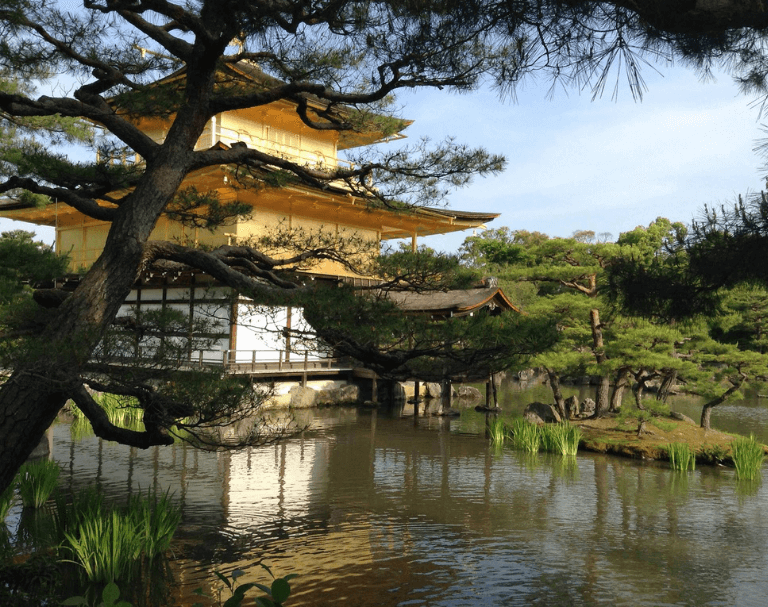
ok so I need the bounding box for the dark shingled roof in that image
[388,287,520,318]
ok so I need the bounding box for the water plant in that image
[0,481,14,520]
[540,422,582,456]
[17,459,60,509]
[63,581,132,607]
[511,419,540,453]
[666,443,696,472]
[487,418,508,445]
[58,488,181,587]
[731,435,765,481]
[193,565,297,607]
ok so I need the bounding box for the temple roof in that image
[387,287,520,318]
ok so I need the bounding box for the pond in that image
[7,380,768,606]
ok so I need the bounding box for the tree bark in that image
[610,367,630,412]
[0,54,218,493]
[589,308,610,418]
[701,378,744,430]
[546,367,567,420]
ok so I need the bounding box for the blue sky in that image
[1,60,764,254]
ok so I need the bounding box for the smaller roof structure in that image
[388,287,520,319]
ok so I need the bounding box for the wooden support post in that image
[302,352,308,388]
[413,381,420,416]
[278,350,283,371]
[199,351,204,368]
[371,374,378,404]
[441,377,451,412]
[486,377,492,408]
[251,350,256,373]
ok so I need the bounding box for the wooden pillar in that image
[371,374,378,403]
[485,376,492,408]
[441,377,451,412]
[413,381,420,416]
[411,233,418,253]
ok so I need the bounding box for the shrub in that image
[731,435,765,481]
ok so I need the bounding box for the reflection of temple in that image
[0,62,499,368]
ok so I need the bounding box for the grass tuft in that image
[731,435,765,481]
[666,442,696,472]
[511,418,540,453]
[0,482,15,521]
[17,460,60,509]
[57,487,181,585]
[487,418,508,445]
[541,422,582,456]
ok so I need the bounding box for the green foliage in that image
[17,459,60,509]
[57,488,181,586]
[0,481,14,520]
[540,422,582,456]
[165,187,252,231]
[487,418,508,444]
[193,564,297,607]
[699,444,728,465]
[511,418,540,453]
[0,230,68,306]
[62,581,132,607]
[667,443,696,471]
[731,435,765,481]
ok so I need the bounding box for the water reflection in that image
[37,395,768,607]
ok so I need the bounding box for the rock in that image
[564,395,580,419]
[670,411,697,426]
[524,401,561,424]
[424,382,442,398]
[523,411,545,425]
[289,386,318,408]
[456,386,482,400]
[581,398,596,416]
[437,408,461,417]
[316,384,360,405]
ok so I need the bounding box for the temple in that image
[0,62,501,370]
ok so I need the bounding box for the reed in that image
[17,459,60,509]
[59,488,181,585]
[487,418,508,445]
[0,481,14,520]
[511,418,540,453]
[540,422,582,456]
[731,435,765,481]
[666,443,696,472]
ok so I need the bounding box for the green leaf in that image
[271,578,291,603]
[222,595,243,607]
[102,582,121,605]
[253,583,272,595]
[214,570,233,590]
[61,597,89,606]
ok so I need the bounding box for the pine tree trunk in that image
[610,368,630,412]
[594,375,611,418]
[589,308,610,418]
[546,368,567,420]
